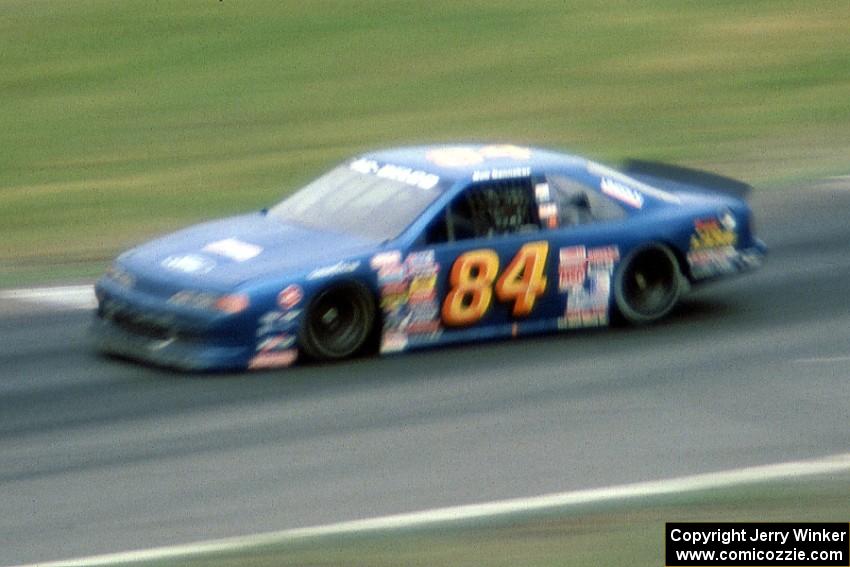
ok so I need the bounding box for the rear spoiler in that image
[622,160,752,200]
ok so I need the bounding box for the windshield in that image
[268,162,444,241]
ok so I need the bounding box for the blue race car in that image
[94,144,765,371]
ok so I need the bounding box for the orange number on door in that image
[495,241,549,316]
[442,242,549,326]
[441,250,500,326]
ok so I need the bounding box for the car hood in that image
[118,212,377,290]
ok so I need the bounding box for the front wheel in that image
[614,244,683,325]
[300,282,375,360]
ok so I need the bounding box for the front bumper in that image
[93,279,253,372]
[92,315,251,371]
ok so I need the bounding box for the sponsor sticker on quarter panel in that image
[690,217,737,250]
[558,246,587,291]
[686,211,745,279]
[558,245,619,328]
[687,247,738,278]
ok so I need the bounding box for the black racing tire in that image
[614,244,682,325]
[300,282,375,361]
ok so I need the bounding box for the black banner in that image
[666,523,849,566]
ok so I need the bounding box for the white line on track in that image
[17,452,850,567]
[0,285,96,310]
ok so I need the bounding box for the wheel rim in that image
[306,286,370,358]
[621,247,679,319]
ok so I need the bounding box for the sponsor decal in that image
[375,250,442,345]
[307,260,360,280]
[687,245,761,279]
[248,349,298,370]
[406,319,441,334]
[405,249,436,268]
[426,145,532,168]
[377,264,406,283]
[380,293,407,311]
[472,166,531,182]
[408,302,439,321]
[408,290,437,304]
[719,209,737,231]
[380,331,408,354]
[370,251,402,270]
[687,247,737,278]
[202,238,262,262]
[690,217,737,250]
[380,281,408,296]
[587,161,681,204]
[257,333,296,352]
[558,245,619,328]
[586,246,619,263]
[277,284,303,310]
[538,202,559,229]
[409,274,437,297]
[350,158,439,190]
[382,309,410,329]
[559,245,588,290]
[600,177,644,209]
[405,250,438,274]
[161,254,216,274]
[257,310,302,336]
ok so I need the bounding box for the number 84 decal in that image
[441,241,549,326]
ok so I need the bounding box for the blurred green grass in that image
[2,1,850,284]
[73,472,850,567]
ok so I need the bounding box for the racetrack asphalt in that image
[1,181,849,565]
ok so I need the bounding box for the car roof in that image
[361,144,587,185]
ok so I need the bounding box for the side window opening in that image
[546,174,627,227]
[425,178,539,244]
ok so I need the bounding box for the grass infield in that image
[2,1,850,284]
[45,472,850,567]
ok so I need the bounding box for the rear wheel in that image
[614,244,682,324]
[300,282,375,360]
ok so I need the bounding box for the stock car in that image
[93,144,766,371]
